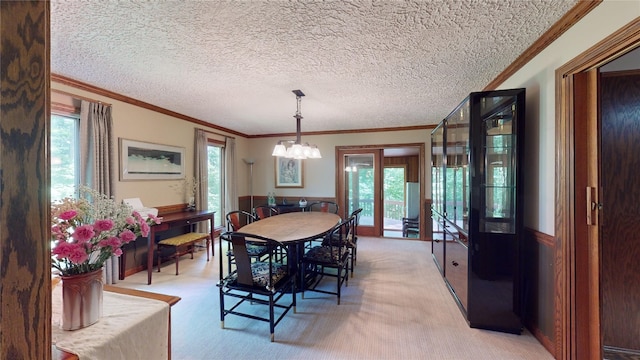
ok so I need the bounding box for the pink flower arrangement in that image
[51,186,162,276]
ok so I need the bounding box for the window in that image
[207,143,223,227]
[51,114,80,202]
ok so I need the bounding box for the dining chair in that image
[217,232,296,342]
[322,208,362,277]
[305,201,339,214]
[300,216,351,304]
[345,208,363,276]
[225,211,268,270]
[254,205,279,220]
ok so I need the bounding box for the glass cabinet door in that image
[446,102,470,233]
[480,97,518,234]
[431,123,445,217]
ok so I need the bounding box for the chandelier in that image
[271,90,322,159]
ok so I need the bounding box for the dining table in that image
[224,211,341,289]
[239,211,341,243]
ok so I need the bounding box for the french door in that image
[336,149,382,237]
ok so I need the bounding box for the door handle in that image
[586,187,601,225]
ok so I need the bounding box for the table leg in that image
[147,231,154,285]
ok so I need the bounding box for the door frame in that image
[336,143,426,238]
[556,18,640,360]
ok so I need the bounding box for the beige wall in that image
[498,0,640,235]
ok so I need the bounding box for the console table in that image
[119,210,215,284]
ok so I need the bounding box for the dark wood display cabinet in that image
[431,88,525,334]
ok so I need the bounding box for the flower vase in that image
[60,268,104,330]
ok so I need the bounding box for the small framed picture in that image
[275,157,303,188]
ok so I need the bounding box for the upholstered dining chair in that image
[300,216,352,304]
[225,211,268,270]
[305,201,339,214]
[217,232,296,342]
[254,205,279,220]
[322,208,362,277]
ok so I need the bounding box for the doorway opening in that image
[337,144,425,239]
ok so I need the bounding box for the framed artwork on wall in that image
[119,138,185,180]
[275,157,303,188]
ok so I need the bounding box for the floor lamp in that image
[243,158,255,212]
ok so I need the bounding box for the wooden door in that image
[599,70,640,357]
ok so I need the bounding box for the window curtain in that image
[224,137,238,217]
[194,129,209,233]
[79,100,118,284]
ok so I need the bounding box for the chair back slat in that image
[229,233,255,285]
[225,210,257,231]
[254,206,279,220]
[307,201,339,214]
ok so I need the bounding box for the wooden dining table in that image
[239,211,341,243]
[224,211,342,289]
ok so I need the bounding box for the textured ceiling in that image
[51,0,578,136]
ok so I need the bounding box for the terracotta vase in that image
[60,268,103,330]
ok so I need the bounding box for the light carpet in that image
[115,237,553,360]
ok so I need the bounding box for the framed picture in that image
[119,138,185,180]
[275,157,303,188]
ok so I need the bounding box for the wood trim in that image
[51,88,111,106]
[51,74,247,138]
[51,102,79,116]
[102,285,181,306]
[525,226,555,248]
[556,16,640,360]
[557,19,640,76]
[533,326,557,360]
[250,124,435,139]
[484,1,602,90]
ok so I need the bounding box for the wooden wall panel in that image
[524,227,557,359]
[384,155,419,182]
[0,2,51,359]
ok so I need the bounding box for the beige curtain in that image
[224,137,238,217]
[79,101,114,195]
[194,129,209,232]
[79,100,118,284]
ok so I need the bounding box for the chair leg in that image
[219,286,225,329]
[269,293,275,342]
[350,249,354,277]
[337,269,341,305]
[175,250,179,275]
[206,236,211,261]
